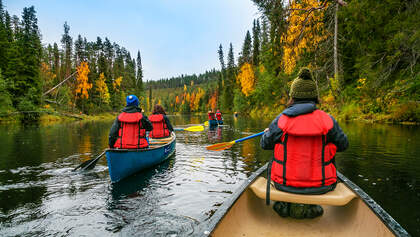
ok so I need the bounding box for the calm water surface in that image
[0,115,419,236]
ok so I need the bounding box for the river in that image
[0,115,418,236]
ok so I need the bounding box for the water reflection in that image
[207,126,222,142]
[0,116,418,235]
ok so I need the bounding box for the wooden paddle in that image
[73,149,107,171]
[174,125,204,132]
[206,131,265,151]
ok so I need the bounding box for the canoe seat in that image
[250,177,357,206]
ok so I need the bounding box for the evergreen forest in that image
[0,0,419,123]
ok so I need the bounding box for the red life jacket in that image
[149,114,170,138]
[208,112,215,120]
[271,110,337,188]
[215,112,222,120]
[113,112,148,149]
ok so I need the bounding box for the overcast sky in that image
[6,0,260,81]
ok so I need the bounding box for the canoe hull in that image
[199,164,409,237]
[106,133,176,183]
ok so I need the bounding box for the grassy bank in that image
[0,111,118,125]
[246,99,420,125]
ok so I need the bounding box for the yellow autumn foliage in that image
[113,76,123,91]
[189,87,205,111]
[40,62,56,84]
[282,0,328,74]
[75,62,92,99]
[96,73,110,104]
[237,63,256,96]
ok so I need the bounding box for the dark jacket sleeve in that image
[260,114,284,150]
[326,115,349,152]
[141,115,153,131]
[108,116,120,148]
[163,115,174,132]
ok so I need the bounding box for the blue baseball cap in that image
[126,95,139,107]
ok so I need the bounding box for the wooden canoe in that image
[199,163,410,237]
[105,132,176,183]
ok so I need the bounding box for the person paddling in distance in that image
[149,104,173,138]
[260,67,349,219]
[208,110,218,127]
[109,95,153,149]
[215,109,223,125]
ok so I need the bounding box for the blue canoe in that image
[106,132,176,183]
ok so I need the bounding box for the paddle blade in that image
[73,150,107,171]
[184,125,204,132]
[206,141,235,151]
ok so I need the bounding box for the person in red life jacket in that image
[260,67,349,219]
[149,104,173,138]
[108,95,153,149]
[208,110,218,127]
[215,109,223,125]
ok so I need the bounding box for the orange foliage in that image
[40,62,56,86]
[208,91,217,110]
[189,87,205,111]
[75,62,92,99]
[236,63,256,96]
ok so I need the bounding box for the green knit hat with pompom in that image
[289,67,318,99]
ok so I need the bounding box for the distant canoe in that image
[106,132,176,183]
[199,163,409,237]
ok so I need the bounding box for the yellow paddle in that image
[204,121,209,126]
[206,131,265,151]
[175,125,204,132]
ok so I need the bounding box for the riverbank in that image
[247,100,420,125]
[0,111,118,125]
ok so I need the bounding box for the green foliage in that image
[391,101,420,123]
[0,69,13,113]
[233,88,248,113]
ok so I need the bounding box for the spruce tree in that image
[217,44,225,107]
[136,51,144,96]
[74,34,84,66]
[60,22,72,79]
[0,0,9,72]
[223,43,235,111]
[52,42,60,83]
[13,6,42,118]
[252,19,261,67]
[239,31,252,66]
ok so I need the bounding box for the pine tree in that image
[239,31,252,66]
[60,22,72,79]
[217,44,225,107]
[52,42,60,83]
[252,19,261,66]
[223,43,235,111]
[218,44,225,71]
[0,0,8,72]
[136,50,144,96]
[74,34,85,66]
[14,6,42,118]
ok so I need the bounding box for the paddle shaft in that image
[73,149,107,171]
[234,131,264,144]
